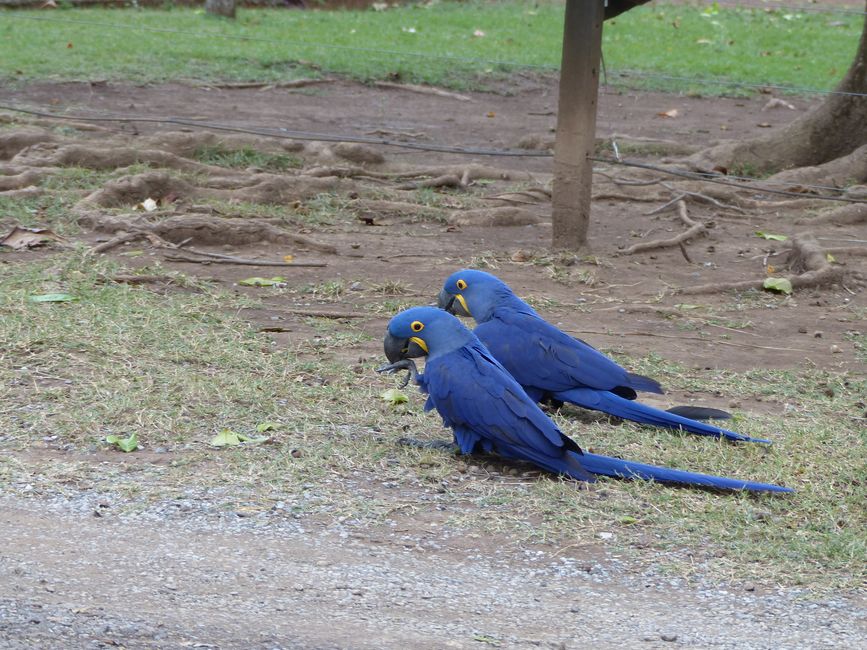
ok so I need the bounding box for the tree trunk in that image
[205,0,236,19]
[691,1,867,177]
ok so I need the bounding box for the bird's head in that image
[383,306,474,362]
[438,269,515,323]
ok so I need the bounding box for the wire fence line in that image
[698,1,867,17]
[3,10,867,99]
[2,102,864,205]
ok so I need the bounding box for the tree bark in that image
[691,1,867,177]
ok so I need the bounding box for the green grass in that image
[0,251,864,590]
[0,2,861,93]
[193,144,303,171]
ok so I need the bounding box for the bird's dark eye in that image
[410,320,424,332]
[456,279,467,290]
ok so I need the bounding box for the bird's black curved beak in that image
[437,288,471,317]
[383,332,427,363]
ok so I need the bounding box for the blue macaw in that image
[377,306,791,492]
[437,269,770,444]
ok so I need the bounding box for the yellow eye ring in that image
[410,320,424,332]
[456,279,467,290]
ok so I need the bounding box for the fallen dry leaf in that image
[658,109,679,119]
[0,226,66,250]
[762,98,796,111]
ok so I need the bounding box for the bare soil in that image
[1,78,865,648]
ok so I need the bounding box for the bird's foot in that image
[397,437,458,452]
[375,358,420,388]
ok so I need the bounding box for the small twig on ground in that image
[660,182,747,214]
[364,129,427,139]
[594,171,661,187]
[285,308,366,319]
[678,241,693,264]
[620,200,706,256]
[645,194,686,216]
[106,274,175,285]
[207,78,336,90]
[88,230,176,255]
[372,82,472,102]
[164,253,326,267]
[677,233,845,295]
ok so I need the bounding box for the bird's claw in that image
[375,358,420,388]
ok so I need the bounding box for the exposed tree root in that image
[0,170,43,191]
[448,207,542,227]
[79,212,337,253]
[11,143,231,176]
[348,199,447,221]
[76,171,350,209]
[677,233,847,295]
[484,187,552,206]
[765,144,867,189]
[411,164,536,183]
[796,203,867,226]
[88,230,176,255]
[0,129,56,160]
[397,174,466,191]
[619,200,706,255]
[0,186,43,199]
[516,133,698,156]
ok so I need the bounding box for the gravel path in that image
[1,496,863,649]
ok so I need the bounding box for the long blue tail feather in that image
[576,451,793,493]
[556,388,771,444]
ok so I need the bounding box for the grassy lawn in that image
[0,2,861,92]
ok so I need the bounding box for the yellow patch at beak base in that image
[456,294,471,316]
[409,336,429,353]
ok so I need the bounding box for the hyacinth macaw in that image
[437,269,771,444]
[377,306,790,492]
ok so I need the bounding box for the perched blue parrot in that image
[437,270,770,444]
[377,306,791,492]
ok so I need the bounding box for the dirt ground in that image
[6,77,862,374]
[1,77,865,648]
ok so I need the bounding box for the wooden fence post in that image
[551,0,605,250]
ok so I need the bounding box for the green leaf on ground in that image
[211,429,270,447]
[381,388,408,405]
[238,276,286,287]
[105,433,138,452]
[256,421,278,432]
[211,429,243,447]
[755,231,788,241]
[763,277,793,294]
